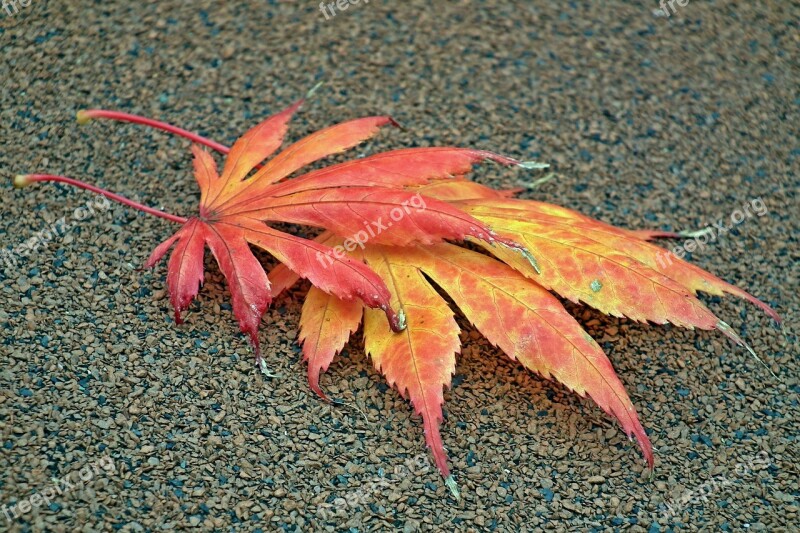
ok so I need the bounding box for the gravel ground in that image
[1,1,797,531]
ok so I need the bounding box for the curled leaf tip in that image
[445,475,460,500]
[510,244,541,274]
[13,174,33,188]
[382,305,407,332]
[258,357,279,378]
[518,160,550,170]
[76,110,93,125]
[395,308,407,331]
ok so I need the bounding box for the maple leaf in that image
[430,190,778,371]
[17,94,533,373]
[13,92,780,499]
[282,241,655,497]
[265,200,779,496]
[137,109,414,372]
[264,192,780,498]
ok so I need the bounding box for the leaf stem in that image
[14,174,188,225]
[77,109,231,155]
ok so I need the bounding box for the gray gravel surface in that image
[1,1,797,531]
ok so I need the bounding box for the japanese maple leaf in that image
[15,94,533,373]
[13,94,780,498]
[275,239,655,498]
[268,181,779,496]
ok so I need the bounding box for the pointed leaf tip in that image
[13,174,33,188]
[518,160,550,170]
[523,172,557,190]
[717,320,779,380]
[306,81,325,99]
[386,306,407,332]
[677,227,715,239]
[445,475,460,500]
[387,117,405,131]
[258,357,279,378]
[500,242,540,274]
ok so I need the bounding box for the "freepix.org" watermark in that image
[655,198,767,269]
[1,194,111,271]
[663,451,771,518]
[317,454,429,517]
[319,0,369,20]
[2,455,116,523]
[654,0,692,18]
[315,192,427,268]
[1,0,33,18]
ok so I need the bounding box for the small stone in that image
[221,45,236,59]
